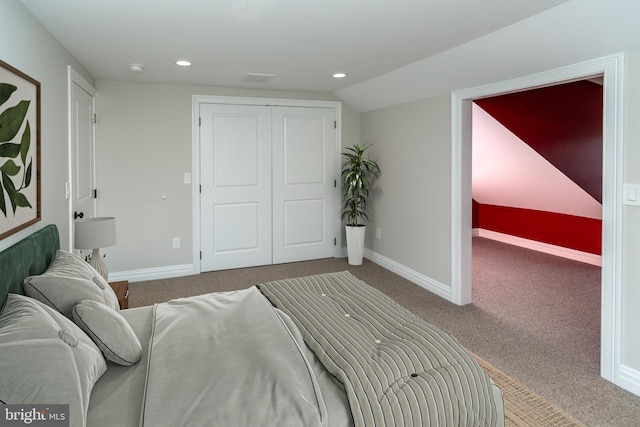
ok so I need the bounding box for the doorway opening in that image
[67,66,97,251]
[470,78,604,376]
[451,54,624,385]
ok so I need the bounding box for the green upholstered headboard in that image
[0,224,60,307]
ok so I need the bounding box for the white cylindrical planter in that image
[346,225,366,265]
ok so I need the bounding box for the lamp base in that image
[88,248,109,281]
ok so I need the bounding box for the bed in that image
[0,225,504,426]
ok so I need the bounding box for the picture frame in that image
[0,60,41,240]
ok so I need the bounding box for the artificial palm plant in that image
[341,144,381,226]
[341,144,380,265]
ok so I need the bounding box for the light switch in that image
[184,173,191,184]
[623,184,640,206]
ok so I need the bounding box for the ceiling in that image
[19,0,567,94]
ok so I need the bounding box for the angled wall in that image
[472,81,603,255]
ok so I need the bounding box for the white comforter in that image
[139,287,332,427]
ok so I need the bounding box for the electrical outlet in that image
[375,228,382,239]
[172,237,180,249]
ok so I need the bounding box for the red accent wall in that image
[473,80,603,255]
[472,199,479,228]
[477,204,601,255]
[475,80,603,203]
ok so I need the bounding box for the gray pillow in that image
[73,300,142,366]
[24,250,119,318]
[0,294,107,427]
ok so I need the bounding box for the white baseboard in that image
[619,364,640,397]
[474,228,602,266]
[363,248,452,301]
[109,264,197,283]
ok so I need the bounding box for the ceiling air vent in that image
[243,73,276,83]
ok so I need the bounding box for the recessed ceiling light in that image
[176,60,191,67]
[129,63,144,72]
[333,73,348,79]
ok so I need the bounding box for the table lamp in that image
[74,217,116,280]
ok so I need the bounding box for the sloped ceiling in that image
[337,0,640,111]
[475,80,603,203]
[472,103,602,220]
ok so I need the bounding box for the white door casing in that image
[68,67,96,249]
[272,106,336,264]
[200,103,272,271]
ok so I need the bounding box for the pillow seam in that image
[23,281,65,314]
[72,307,137,365]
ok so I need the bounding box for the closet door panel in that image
[200,104,272,271]
[272,107,336,264]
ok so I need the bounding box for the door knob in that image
[74,211,84,219]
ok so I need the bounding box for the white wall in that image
[361,95,452,285]
[95,80,359,275]
[0,0,92,252]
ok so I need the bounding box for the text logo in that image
[0,405,68,427]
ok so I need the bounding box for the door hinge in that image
[200,251,202,260]
[199,117,202,127]
[334,179,337,188]
[93,189,97,199]
[92,114,96,124]
[334,238,337,246]
[199,184,202,193]
[334,120,337,129]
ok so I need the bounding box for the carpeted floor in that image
[468,238,640,426]
[129,238,640,426]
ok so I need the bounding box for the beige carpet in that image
[471,352,586,426]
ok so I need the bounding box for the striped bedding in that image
[258,271,499,427]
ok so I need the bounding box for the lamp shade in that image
[74,217,117,250]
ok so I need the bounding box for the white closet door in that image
[272,107,336,264]
[200,104,272,271]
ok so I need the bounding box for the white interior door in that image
[272,107,336,263]
[200,104,272,271]
[70,78,96,227]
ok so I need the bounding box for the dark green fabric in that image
[0,224,60,308]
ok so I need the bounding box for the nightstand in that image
[109,280,129,309]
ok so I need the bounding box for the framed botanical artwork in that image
[0,60,41,240]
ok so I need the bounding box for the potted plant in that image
[341,143,381,265]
